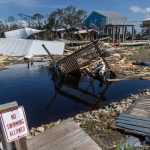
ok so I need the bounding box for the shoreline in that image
[26,89,150,149]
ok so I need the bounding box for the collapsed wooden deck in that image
[26,119,102,150]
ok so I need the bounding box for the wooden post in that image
[124,26,127,42]
[142,27,144,38]
[0,121,15,150]
[15,138,28,150]
[131,25,134,43]
[27,61,30,68]
[0,102,18,150]
[112,26,115,43]
[148,27,150,48]
[115,26,118,43]
[106,26,108,37]
[42,44,57,64]
[118,27,120,43]
[122,26,125,43]
[0,102,28,150]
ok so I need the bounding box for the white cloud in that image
[146,7,150,13]
[130,5,150,18]
[130,5,150,14]
[130,6,143,13]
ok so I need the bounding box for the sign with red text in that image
[1,106,29,142]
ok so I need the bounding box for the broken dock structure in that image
[26,119,102,150]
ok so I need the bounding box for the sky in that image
[0,0,150,27]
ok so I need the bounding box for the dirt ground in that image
[80,114,126,150]
[132,47,150,62]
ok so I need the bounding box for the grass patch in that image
[81,113,114,137]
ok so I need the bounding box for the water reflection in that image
[0,63,150,128]
[48,67,113,109]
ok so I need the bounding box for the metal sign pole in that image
[0,101,28,150]
[0,120,15,150]
[0,102,18,150]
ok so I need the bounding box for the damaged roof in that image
[0,38,65,56]
[95,10,127,19]
[4,27,46,39]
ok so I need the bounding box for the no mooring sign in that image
[0,106,29,142]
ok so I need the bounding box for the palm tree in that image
[18,13,23,27]
[8,16,15,24]
[22,15,32,28]
[32,13,44,28]
[8,16,17,30]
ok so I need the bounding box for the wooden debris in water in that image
[0,55,9,68]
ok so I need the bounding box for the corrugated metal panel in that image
[0,38,32,56]
[116,114,150,135]
[0,38,65,56]
[28,40,65,56]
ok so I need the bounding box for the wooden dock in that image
[26,119,102,150]
[126,95,150,117]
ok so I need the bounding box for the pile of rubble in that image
[0,55,26,69]
[0,55,8,68]
[106,47,150,80]
[80,44,150,80]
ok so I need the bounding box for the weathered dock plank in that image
[127,96,150,117]
[26,119,101,150]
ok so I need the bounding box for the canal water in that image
[0,63,150,128]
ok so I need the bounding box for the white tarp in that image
[4,28,45,39]
[0,38,65,56]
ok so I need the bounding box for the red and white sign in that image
[1,106,29,142]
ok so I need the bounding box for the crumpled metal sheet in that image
[4,27,45,39]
